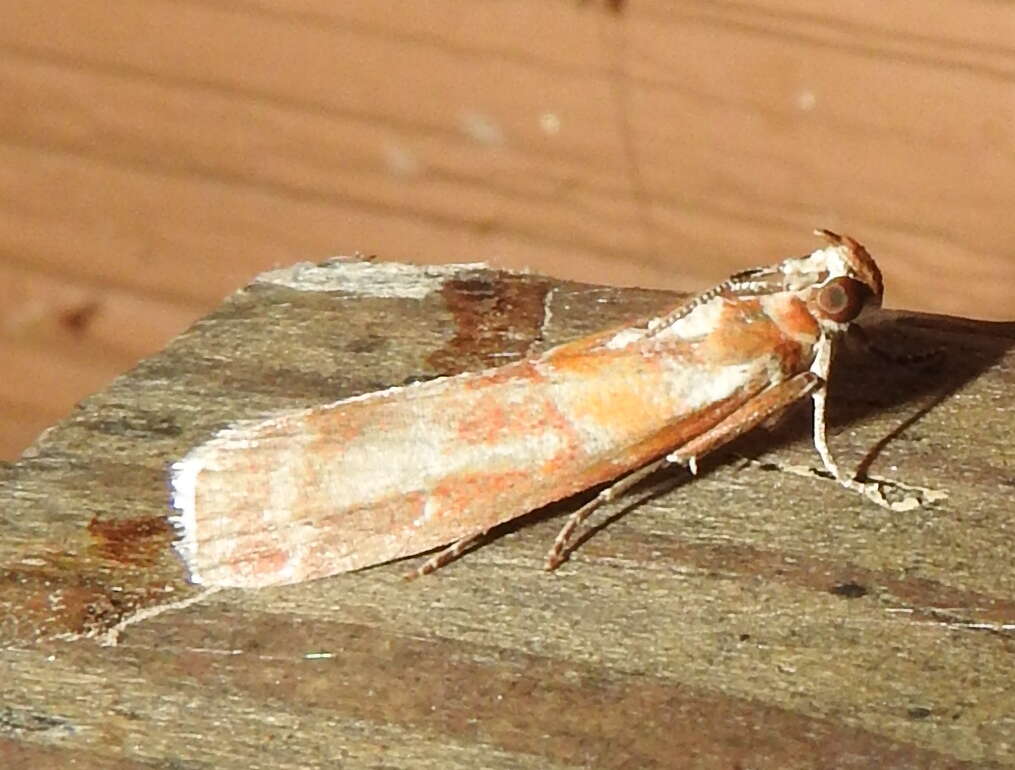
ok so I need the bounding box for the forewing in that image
[172,315,776,587]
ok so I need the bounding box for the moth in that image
[170,230,915,588]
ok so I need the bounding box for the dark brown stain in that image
[87,515,174,568]
[0,562,180,644]
[426,274,554,374]
[589,534,1015,637]
[128,610,989,770]
[830,581,869,599]
[58,300,101,333]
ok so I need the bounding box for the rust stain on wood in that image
[427,274,554,374]
[87,514,173,568]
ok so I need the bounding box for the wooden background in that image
[3,0,1014,459]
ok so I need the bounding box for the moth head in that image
[780,230,883,327]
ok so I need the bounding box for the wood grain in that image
[2,0,1013,462]
[1,259,1013,768]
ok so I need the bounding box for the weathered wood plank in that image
[2,259,1012,768]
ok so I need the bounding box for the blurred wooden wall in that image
[3,0,1013,459]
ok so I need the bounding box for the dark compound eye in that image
[816,277,869,322]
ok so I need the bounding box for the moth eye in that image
[817,277,868,322]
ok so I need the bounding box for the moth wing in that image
[171,339,767,587]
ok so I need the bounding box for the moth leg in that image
[545,456,672,571]
[808,333,934,511]
[408,529,489,579]
[809,374,918,510]
[545,371,822,570]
